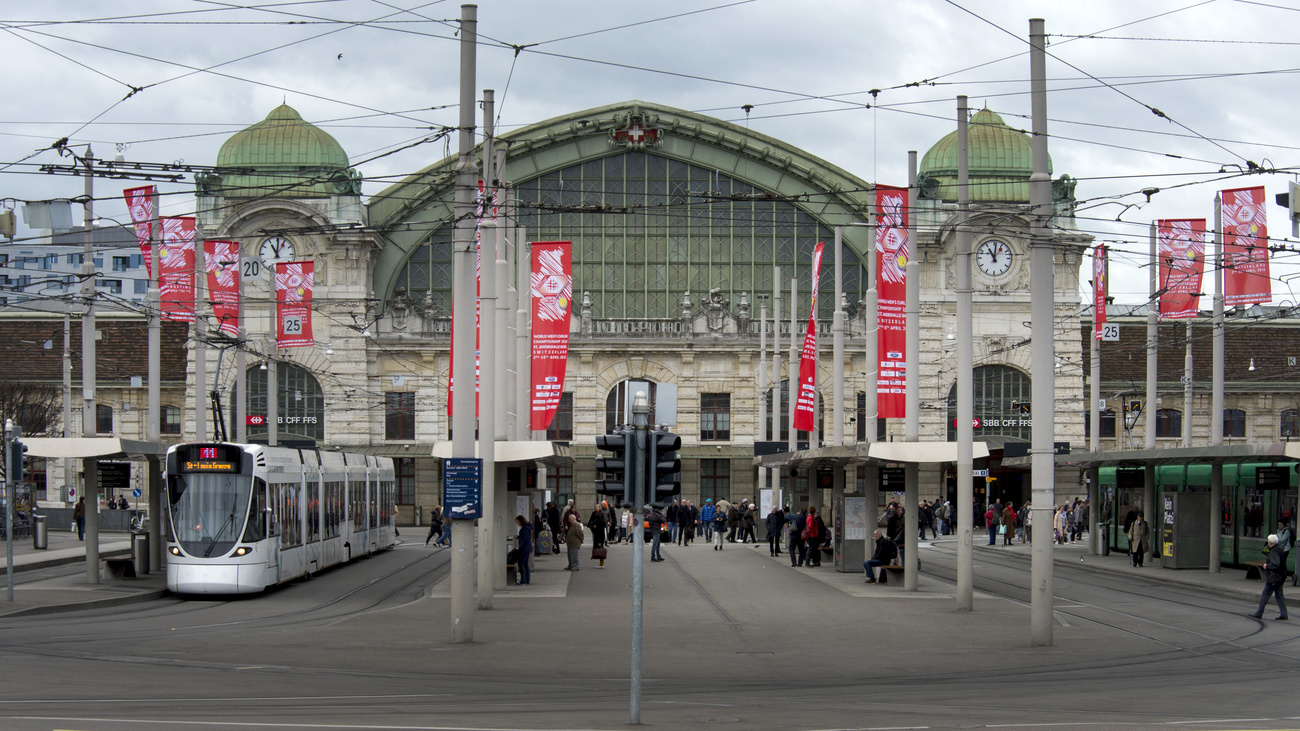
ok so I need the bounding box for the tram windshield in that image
[168,472,252,557]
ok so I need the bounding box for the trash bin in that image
[132,533,150,575]
[415,506,422,527]
[32,514,47,550]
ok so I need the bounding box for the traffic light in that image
[8,439,26,483]
[595,430,633,504]
[649,429,681,504]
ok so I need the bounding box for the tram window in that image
[242,478,267,543]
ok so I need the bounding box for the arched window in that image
[1224,408,1246,439]
[946,365,1031,441]
[1282,409,1300,440]
[236,363,325,443]
[606,381,657,433]
[1155,409,1182,439]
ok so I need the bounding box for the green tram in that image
[1098,463,1298,571]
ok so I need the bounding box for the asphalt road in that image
[0,538,1297,731]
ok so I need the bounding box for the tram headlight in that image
[169,546,181,556]
[234,546,249,556]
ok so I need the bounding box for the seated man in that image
[863,529,899,584]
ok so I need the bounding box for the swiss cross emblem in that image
[610,109,661,149]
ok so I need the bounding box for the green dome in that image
[917,109,1050,203]
[203,104,358,199]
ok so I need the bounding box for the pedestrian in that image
[803,506,822,567]
[645,505,666,561]
[678,500,695,546]
[1001,501,1016,546]
[722,496,743,538]
[1276,518,1295,586]
[765,504,785,556]
[1054,505,1068,545]
[515,515,533,585]
[712,504,727,550]
[863,529,899,583]
[1023,501,1033,544]
[587,504,608,568]
[425,505,444,546]
[1250,534,1289,620]
[620,506,633,543]
[787,508,806,567]
[742,503,758,544]
[665,499,679,543]
[1127,510,1150,567]
[984,504,998,546]
[699,499,716,542]
[545,501,562,554]
[564,513,584,571]
[73,497,86,541]
[918,500,931,541]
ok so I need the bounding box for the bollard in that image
[32,514,47,549]
[132,533,150,575]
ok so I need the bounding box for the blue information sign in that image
[443,457,483,519]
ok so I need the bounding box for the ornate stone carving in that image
[704,288,730,332]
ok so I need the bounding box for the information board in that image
[443,458,483,519]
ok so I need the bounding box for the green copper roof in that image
[204,104,356,199]
[917,109,1050,203]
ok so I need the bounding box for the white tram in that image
[164,442,396,595]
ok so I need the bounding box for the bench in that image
[877,563,905,584]
[1245,560,1266,580]
[103,557,136,579]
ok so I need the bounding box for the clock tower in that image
[193,104,375,448]
[909,108,1092,503]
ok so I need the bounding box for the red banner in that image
[529,241,572,431]
[1093,245,1107,340]
[159,217,195,322]
[875,185,908,419]
[123,185,155,276]
[793,241,825,432]
[1157,219,1206,319]
[1222,186,1271,307]
[204,240,241,336]
[275,261,314,348]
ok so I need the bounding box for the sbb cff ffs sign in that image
[247,415,266,426]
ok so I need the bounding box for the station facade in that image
[177,100,1090,520]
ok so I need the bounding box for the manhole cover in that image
[686,717,740,724]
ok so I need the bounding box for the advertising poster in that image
[1221,186,1271,306]
[275,261,314,348]
[159,216,196,322]
[1156,219,1206,319]
[792,240,824,432]
[529,241,572,431]
[875,185,908,418]
[203,240,241,336]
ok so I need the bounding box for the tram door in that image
[266,481,280,583]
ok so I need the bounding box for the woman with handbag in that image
[587,503,608,568]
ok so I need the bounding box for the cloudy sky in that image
[4,0,1299,306]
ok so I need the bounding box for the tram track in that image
[917,540,1300,667]
[0,544,452,654]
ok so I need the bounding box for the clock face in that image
[975,239,1013,277]
[259,236,295,271]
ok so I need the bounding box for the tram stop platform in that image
[0,526,1277,619]
[0,527,168,618]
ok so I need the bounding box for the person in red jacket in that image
[803,506,822,567]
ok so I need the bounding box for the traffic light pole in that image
[629,392,649,724]
[5,421,20,602]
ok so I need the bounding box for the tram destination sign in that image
[1256,466,1290,490]
[443,457,483,519]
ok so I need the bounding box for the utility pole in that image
[1209,195,1224,573]
[449,2,478,643]
[1028,17,1057,647]
[629,392,648,724]
[905,149,921,592]
[955,97,974,611]
[1144,222,1157,566]
[80,147,100,585]
[478,89,497,609]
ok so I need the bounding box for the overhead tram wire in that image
[943,0,1256,168]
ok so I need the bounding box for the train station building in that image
[9,100,1299,547]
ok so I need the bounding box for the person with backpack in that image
[787,508,806,567]
[803,506,822,567]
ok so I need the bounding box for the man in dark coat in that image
[1250,534,1290,620]
[863,529,899,583]
[765,505,785,556]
